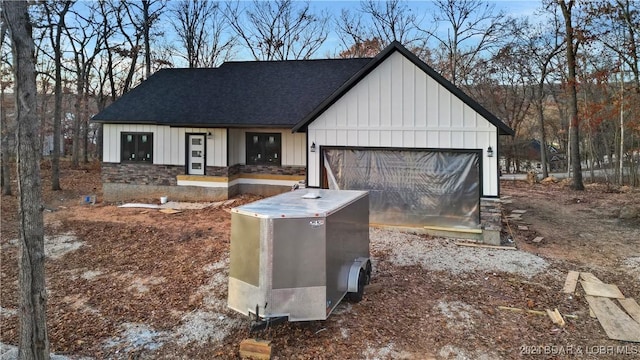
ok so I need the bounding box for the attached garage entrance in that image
[322,148,481,229]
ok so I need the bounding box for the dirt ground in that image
[1,161,639,359]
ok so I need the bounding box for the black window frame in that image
[246,132,281,166]
[121,132,153,163]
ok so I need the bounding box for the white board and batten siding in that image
[102,124,227,167]
[307,51,500,196]
[228,128,306,166]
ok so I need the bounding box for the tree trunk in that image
[3,2,50,359]
[71,75,82,168]
[1,76,12,196]
[536,84,549,179]
[143,0,151,79]
[48,1,71,190]
[82,90,89,163]
[559,0,584,190]
[1,20,11,195]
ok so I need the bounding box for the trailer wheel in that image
[348,269,366,302]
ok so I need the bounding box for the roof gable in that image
[292,41,514,135]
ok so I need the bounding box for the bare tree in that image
[42,0,72,187]
[336,0,424,58]
[519,9,565,178]
[360,0,421,45]
[1,19,13,195]
[422,0,509,87]
[122,0,166,78]
[226,0,329,60]
[558,0,584,190]
[586,0,639,94]
[473,19,534,173]
[171,0,235,67]
[2,1,49,358]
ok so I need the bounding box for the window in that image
[246,133,281,166]
[121,132,153,162]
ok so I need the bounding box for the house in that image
[92,41,514,243]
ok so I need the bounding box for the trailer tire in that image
[348,269,366,302]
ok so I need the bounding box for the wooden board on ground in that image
[497,306,578,319]
[618,298,640,324]
[454,242,517,250]
[585,296,640,342]
[159,208,181,214]
[580,281,625,299]
[562,271,580,294]
[239,339,272,360]
[518,225,529,231]
[512,209,527,214]
[546,308,566,326]
[532,236,544,243]
[580,272,603,283]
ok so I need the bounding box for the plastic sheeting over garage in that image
[323,148,480,229]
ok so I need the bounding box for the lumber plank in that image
[454,242,517,250]
[618,298,640,324]
[159,208,181,214]
[498,306,546,316]
[562,271,580,294]
[239,339,272,360]
[497,306,577,319]
[546,308,566,326]
[580,272,603,283]
[585,296,640,342]
[580,281,625,299]
[532,236,544,243]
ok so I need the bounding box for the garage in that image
[322,147,480,229]
[293,42,513,232]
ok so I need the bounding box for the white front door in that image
[188,134,205,175]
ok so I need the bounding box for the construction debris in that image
[497,306,577,320]
[579,272,604,283]
[580,281,625,299]
[239,339,272,360]
[618,298,640,324]
[159,209,181,214]
[561,271,640,342]
[546,308,566,327]
[562,271,580,294]
[532,236,544,243]
[585,296,640,343]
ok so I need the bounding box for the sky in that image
[42,0,547,68]
[159,0,546,63]
[293,1,543,58]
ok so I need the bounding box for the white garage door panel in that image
[324,148,480,229]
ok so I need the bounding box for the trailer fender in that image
[347,258,370,293]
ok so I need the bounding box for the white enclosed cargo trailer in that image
[227,189,370,325]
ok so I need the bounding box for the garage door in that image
[323,148,480,229]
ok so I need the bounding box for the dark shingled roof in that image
[91,58,371,127]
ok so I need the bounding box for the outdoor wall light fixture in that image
[310,142,316,152]
[487,146,494,157]
[207,132,212,139]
